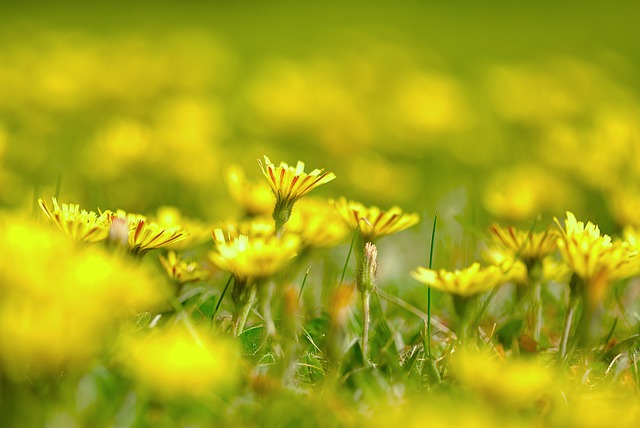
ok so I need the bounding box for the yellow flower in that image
[331,197,419,242]
[107,210,190,255]
[287,197,348,249]
[226,164,275,217]
[153,206,210,250]
[623,225,640,252]
[217,216,276,240]
[38,197,110,242]
[258,155,335,233]
[0,215,162,378]
[449,347,555,409]
[483,247,570,286]
[555,212,638,285]
[120,324,240,399]
[489,224,558,266]
[159,251,210,285]
[258,155,335,203]
[411,263,506,297]
[209,228,300,281]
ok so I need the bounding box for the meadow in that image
[1,2,640,427]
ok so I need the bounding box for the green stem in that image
[273,198,293,237]
[560,298,579,362]
[260,281,277,338]
[232,282,257,337]
[533,281,542,342]
[427,213,438,359]
[211,274,233,321]
[362,289,371,364]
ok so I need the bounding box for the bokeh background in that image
[2,0,640,236]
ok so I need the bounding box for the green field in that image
[2,2,640,427]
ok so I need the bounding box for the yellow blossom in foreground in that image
[0,215,162,378]
[226,164,275,217]
[159,251,210,285]
[38,197,110,242]
[489,224,558,266]
[331,197,419,242]
[107,210,189,255]
[448,347,555,409]
[258,155,336,205]
[120,324,240,399]
[411,263,506,297]
[555,212,638,285]
[210,228,300,281]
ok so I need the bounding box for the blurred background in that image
[2,0,640,233]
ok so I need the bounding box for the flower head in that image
[119,324,240,399]
[107,210,189,256]
[555,212,638,286]
[489,224,558,266]
[331,197,419,242]
[0,214,162,378]
[411,263,506,297]
[226,165,275,217]
[210,228,300,281]
[286,197,348,249]
[38,197,110,242]
[159,251,210,285]
[258,155,335,204]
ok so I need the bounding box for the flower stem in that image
[560,297,579,362]
[362,289,371,364]
[232,282,257,337]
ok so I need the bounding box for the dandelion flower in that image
[159,251,210,285]
[0,215,161,378]
[555,212,638,286]
[209,228,300,281]
[331,197,419,242]
[107,210,189,256]
[287,197,348,249]
[258,155,335,232]
[226,164,275,217]
[120,324,240,399]
[489,224,558,267]
[38,197,110,242]
[411,263,506,297]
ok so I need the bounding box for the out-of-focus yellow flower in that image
[484,247,570,286]
[555,212,638,288]
[119,324,240,399]
[411,263,506,297]
[154,205,210,250]
[483,164,577,221]
[225,165,274,217]
[38,197,110,242]
[287,197,348,249]
[489,224,558,266]
[449,347,555,409]
[217,217,276,240]
[0,215,162,378]
[609,189,640,228]
[210,228,300,281]
[331,197,419,242]
[159,251,210,285]
[107,210,189,255]
[624,226,640,252]
[258,155,335,204]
